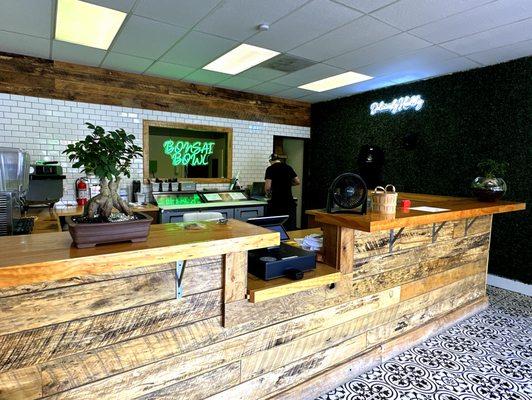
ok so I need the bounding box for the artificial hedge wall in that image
[307,56,531,284]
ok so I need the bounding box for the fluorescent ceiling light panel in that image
[55,0,126,50]
[203,44,279,75]
[299,71,373,92]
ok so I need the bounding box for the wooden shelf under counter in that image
[247,262,341,303]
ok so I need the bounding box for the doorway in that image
[273,136,306,229]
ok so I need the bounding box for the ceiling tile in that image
[333,0,397,13]
[247,0,362,52]
[271,63,345,86]
[467,39,532,65]
[144,61,195,79]
[134,0,220,28]
[411,0,532,44]
[102,52,154,73]
[195,0,308,41]
[52,40,106,66]
[372,0,493,30]
[84,0,136,12]
[111,15,187,59]
[345,78,400,94]
[183,69,231,85]
[327,33,431,69]
[441,18,532,55]
[289,16,400,62]
[386,57,481,83]
[275,87,313,99]
[218,77,262,90]
[0,31,50,59]
[237,66,288,81]
[161,31,238,68]
[297,93,332,103]
[0,0,52,38]
[247,82,291,95]
[356,46,458,76]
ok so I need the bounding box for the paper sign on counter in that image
[203,193,222,201]
[228,192,247,200]
[410,206,450,213]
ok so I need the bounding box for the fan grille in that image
[330,174,366,210]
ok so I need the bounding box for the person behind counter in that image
[264,153,300,230]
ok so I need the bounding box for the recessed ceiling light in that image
[55,0,126,50]
[203,44,279,75]
[298,71,373,92]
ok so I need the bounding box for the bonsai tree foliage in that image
[63,123,142,219]
[477,159,508,179]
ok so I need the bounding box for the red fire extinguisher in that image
[76,177,89,206]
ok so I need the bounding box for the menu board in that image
[228,192,247,200]
[203,193,223,202]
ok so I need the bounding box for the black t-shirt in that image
[265,162,297,205]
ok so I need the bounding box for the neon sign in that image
[370,95,424,115]
[163,140,215,166]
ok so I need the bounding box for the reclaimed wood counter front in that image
[0,195,525,399]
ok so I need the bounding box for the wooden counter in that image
[0,219,277,289]
[308,193,525,232]
[0,194,525,400]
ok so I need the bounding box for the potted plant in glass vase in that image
[471,159,509,202]
[63,123,152,248]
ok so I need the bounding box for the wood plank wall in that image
[0,216,491,399]
[0,52,310,126]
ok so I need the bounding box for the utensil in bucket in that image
[370,184,398,214]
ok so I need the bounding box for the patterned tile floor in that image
[316,286,532,400]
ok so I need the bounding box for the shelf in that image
[247,262,341,303]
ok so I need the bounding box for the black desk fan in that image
[326,173,368,214]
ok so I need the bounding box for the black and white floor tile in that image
[316,286,532,400]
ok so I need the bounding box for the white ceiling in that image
[0,0,531,103]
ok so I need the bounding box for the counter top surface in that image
[0,219,279,288]
[308,193,525,232]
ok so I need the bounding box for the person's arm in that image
[289,165,300,186]
[264,179,272,195]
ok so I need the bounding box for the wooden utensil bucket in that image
[370,185,397,214]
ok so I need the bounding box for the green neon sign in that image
[163,140,215,166]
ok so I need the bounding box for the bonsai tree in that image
[63,123,142,219]
[477,159,508,179]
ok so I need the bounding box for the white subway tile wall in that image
[0,93,310,202]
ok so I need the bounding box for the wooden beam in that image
[247,263,342,303]
[273,347,382,400]
[0,52,310,126]
[224,251,248,303]
[0,271,176,336]
[0,291,221,372]
[135,362,241,400]
[0,366,41,400]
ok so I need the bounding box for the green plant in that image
[63,123,142,219]
[477,159,508,178]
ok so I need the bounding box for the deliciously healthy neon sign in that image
[163,140,215,166]
[370,95,424,115]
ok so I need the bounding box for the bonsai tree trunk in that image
[109,177,132,216]
[86,178,113,219]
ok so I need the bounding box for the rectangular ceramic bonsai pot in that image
[66,212,153,248]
